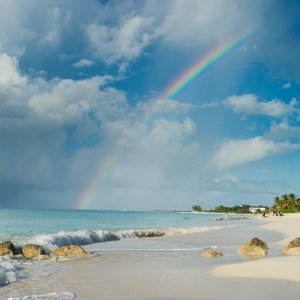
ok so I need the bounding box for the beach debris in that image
[0,241,17,256]
[134,230,165,238]
[22,244,46,259]
[52,245,87,256]
[201,250,223,257]
[283,237,300,255]
[239,237,269,257]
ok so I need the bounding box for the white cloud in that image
[227,94,298,117]
[206,176,291,194]
[0,53,32,118]
[28,76,120,124]
[0,53,27,89]
[72,58,95,68]
[86,14,156,64]
[118,62,130,76]
[137,97,196,115]
[268,121,300,140]
[156,0,267,48]
[212,136,300,170]
[0,53,204,196]
[282,82,291,89]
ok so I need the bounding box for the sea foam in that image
[0,259,18,286]
[7,291,76,300]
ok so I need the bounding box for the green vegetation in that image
[191,193,300,215]
[192,205,202,212]
[272,193,300,213]
[211,204,252,214]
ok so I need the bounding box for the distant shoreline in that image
[153,210,248,215]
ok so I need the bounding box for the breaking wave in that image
[28,225,233,250]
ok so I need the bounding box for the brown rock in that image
[135,230,165,238]
[0,241,17,256]
[22,244,46,259]
[239,237,269,257]
[37,254,51,261]
[202,250,223,257]
[283,238,300,255]
[52,245,87,256]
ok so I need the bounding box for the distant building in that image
[249,207,266,214]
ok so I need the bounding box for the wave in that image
[28,230,137,250]
[27,225,234,250]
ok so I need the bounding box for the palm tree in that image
[274,196,281,209]
[280,194,290,210]
[288,193,297,210]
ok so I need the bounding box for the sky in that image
[0,0,300,210]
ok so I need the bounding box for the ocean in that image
[0,209,233,249]
[0,208,249,292]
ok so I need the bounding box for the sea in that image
[0,208,251,298]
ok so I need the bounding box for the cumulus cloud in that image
[86,14,156,64]
[268,121,300,140]
[72,58,95,68]
[0,1,299,208]
[212,136,300,170]
[227,94,298,118]
[0,53,27,89]
[0,53,32,118]
[28,76,124,124]
[0,53,203,197]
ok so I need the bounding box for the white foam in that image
[164,225,234,236]
[0,260,18,286]
[7,291,76,300]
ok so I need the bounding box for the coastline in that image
[2,214,300,299]
[212,213,300,283]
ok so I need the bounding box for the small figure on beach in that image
[225,212,228,220]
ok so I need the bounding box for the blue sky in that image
[0,0,300,210]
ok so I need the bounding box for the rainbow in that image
[75,151,116,209]
[76,30,256,209]
[163,30,256,99]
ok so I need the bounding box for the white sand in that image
[212,213,300,283]
[3,215,300,299]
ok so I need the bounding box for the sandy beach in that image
[2,214,300,299]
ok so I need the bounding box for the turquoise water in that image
[0,209,229,249]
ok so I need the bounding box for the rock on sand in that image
[201,250,223,257]
[52,245,87,256]
[239,237,269,257]
[283,237,300,255]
